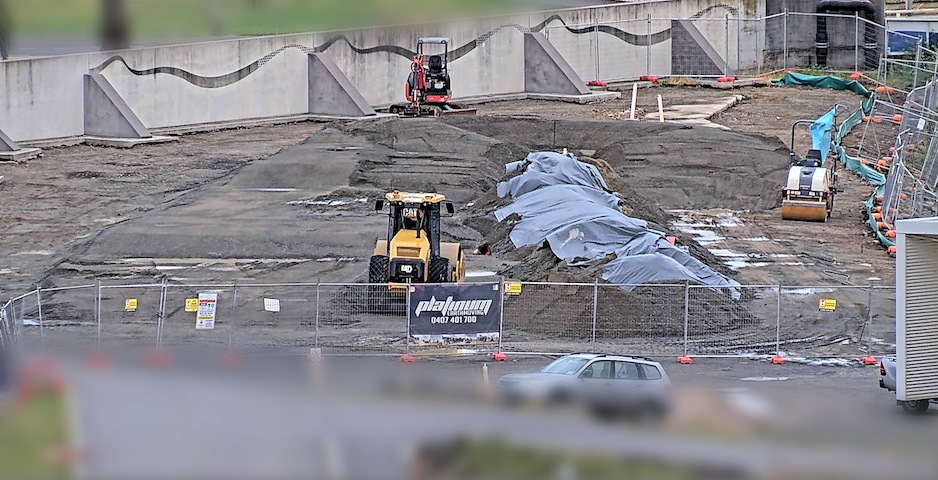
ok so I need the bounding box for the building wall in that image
[1,0,767,142]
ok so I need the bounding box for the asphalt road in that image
[60,354,938,480]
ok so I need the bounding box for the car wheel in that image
[900,399,931,415]
[545,388,572,407]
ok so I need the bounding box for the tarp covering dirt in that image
[495,152,741,297]
[811,108,836,162]
[773,72,871,96]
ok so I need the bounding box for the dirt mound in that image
[444,116,792,211]
[462,152,734,283]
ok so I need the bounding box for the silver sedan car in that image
[497,353,673,418]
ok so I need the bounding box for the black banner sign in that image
[409,283,501,336]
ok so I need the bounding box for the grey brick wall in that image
[670,21,724,76]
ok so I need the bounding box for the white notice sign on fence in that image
[196,293,218,330]
[264,298,281,312]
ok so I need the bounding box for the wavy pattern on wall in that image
[90,5,737,89]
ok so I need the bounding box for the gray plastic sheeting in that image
[497,151,609,198]
[495,152,740,298]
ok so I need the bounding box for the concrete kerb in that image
[668,86,743,128]
[83,136,178,148]
[376,91,621,110]
[0,148,43,161]
[0,128,43,161]
[82,72,152,140]
[527,91,620,104]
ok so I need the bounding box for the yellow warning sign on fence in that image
[185,298,199,312]
[124,298,138,312]
[505,282,523,295]
[818,299,837,312]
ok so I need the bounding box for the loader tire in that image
[369,255,389,283]
[428,256,451,283]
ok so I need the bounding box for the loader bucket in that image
[781,200,828,222]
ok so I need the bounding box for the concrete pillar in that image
[83,72,152,140]
[0,128,19,152]
[308,53,376,117]
[523,32,591,96]
[671,20,735,77]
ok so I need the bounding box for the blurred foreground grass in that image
[412,437,701,480]
[0,393,70,479]
[10,0,542,38]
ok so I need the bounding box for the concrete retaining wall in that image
[1,0,765,143]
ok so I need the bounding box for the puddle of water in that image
[740,237,770,242]
[466,271,498,277]
[783,287,835,295]
[11,250,55,256]
[716,217,741,227]
[675,227,724,245]
[289,198,368,207]
[672,221,711,229]
[724,260,751,269]
[315,257,357,262]
[244,188,298,192]
[155,265,189,271]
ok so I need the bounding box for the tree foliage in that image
[101,0,130,51]
[0,0,10,59]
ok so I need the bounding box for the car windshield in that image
[540,357,589,375]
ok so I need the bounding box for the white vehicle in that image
[497,353,673,418]
[886,218,938,414]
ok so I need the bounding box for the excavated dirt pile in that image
[444,116,793,211]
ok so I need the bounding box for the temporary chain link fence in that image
[544,11,922,83]
[0,281,898,360]
[851,52,938,236]
[545,11,922,83]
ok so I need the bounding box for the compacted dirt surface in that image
[0,124,325,296]
[0,84,898,356]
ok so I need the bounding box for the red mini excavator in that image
[389,37,476,117]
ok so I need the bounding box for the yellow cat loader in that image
[370,191,466,288]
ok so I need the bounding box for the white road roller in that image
[781,120,841,222]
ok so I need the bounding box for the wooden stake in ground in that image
[657,94,665,122]
[630,83,638,120]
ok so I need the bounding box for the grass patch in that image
[9,0,555,37]
[411,437,723,480]
[0,392,71,479]
[660,77,700,86]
